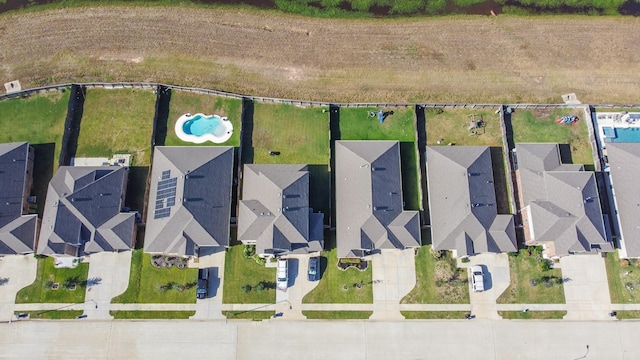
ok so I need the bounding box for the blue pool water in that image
[183,114,226,137]
[603,127,640,143]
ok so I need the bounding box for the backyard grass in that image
[401,246,470,304]
[499,311,567,320]
[250,103,329,165]
[425,109,503,147]
[401,311,469,319]
[15,310,83,320]
[614,311,640,319]
[302,244,373,304]
[15,257,89,304]
[76,88,155,166]
[496,248,566,304]
[223,311,275,321]
[110,311,195,319]
[338,107,421,211]
[303,311,372,319]
[510,108,593,166]
[111,250,198,304]
[604,251,640,304]
[164,91,241,147]
[222,245,276,304]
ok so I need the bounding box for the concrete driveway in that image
[276,254,321,319]
[560,254,613,320]
[191,248,226,320]
[82,251,132,319]
[459,253,510,320]
[0,255,37,321]
[370,249,416,320]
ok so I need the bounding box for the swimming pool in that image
[175,113,233,144]
[603,127,640,143]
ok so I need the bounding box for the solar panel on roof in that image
[161,170,171,180]
[154,208,171,219]
[167,197,176,207]
[155,200,164,210]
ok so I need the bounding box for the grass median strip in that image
[15,310,84,320]
[303,311,372,320]
[499,311,566,320]
[401,311,469,320]
[110,311,195,319]
[613,311,640,319]
[223,311,274,321]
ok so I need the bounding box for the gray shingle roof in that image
[335,141,420,258]
[0,142,37,254]
[38,166,135,256]
[426,146,516,256]
[144,146,234,256]
[238,164,324,255]
[516,143,609,256]
[606,143,640,257]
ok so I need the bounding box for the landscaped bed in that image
[111,250,198,304]
[110,311,195,319]
[223,311,275,321]
[76,88,155,166]
[401,246,469,304]
[604,251,640,304]
[15,256,89,304]
[164,91,241,147]
[222,245,276,304]
[401,311,470,320]
[303,311,372,320]
[497,247,566,304]
[499,311,566,320]
[338,107,421,211]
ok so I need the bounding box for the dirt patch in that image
[1,7,640,103]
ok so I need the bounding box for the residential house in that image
[335,140,420,258]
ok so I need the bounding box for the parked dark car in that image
[308,257,319,281]
[197,268,209,299]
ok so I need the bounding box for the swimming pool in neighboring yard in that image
[175,113,233,144]
[603,127,640,143]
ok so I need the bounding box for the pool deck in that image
[175,113,233,144]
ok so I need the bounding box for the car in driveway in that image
[308,257,319,281]
[277,258,288,291]
[470,265,484,292]
[197,268,209,299]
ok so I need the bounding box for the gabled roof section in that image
[335,141,420,258]
[238,164,323,255]
[144,146,234,256]
[0,142,37,254]
[516,143,608,256]
[38,166,135,256]
[606,143,640,257]
[426,146,516,256]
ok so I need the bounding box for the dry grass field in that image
[1,7,639,103]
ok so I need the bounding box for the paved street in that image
[1,319,638,359]
[82,251,132,319]
[0,255,37,319]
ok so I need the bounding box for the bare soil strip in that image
[1,7,639,103]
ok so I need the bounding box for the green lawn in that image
[499,311,566,320]
[111,250,198,304]
[338,107,420,210]
[510,108,593,166]
[614,311,640,319]
[222,245,276,304]
[110,311,195,319]
[16,310,83,320]
[302,244,373,304]
[223,311,275,321]
[425,109,503,146]
[15,257,89,304]
[165,91,241,147]
[401,246,469,304]
[250,103,329,165]
[604,251,640,304]
[77,88,155,166]
[496,249,566,304]
[402,311,469,319]
[303,311,372,319]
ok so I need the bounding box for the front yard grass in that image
[510,108,593,166]
[402,311,469,319]
[15,310,83,320]
[302,245,373,304]
[111,250,197,304]
[604,251,640,304]
[614,311,640,319]
[303,311,372,319]
[164,91,241,147]
[15,257,89,304]
[222,245,276,304]
[497,248,566,304]
[401,246,470,304]
[425,108,503,147]
[77,88,155,166]
[223,311,275,321]
[110,311,195,319]
[338,107,420,210]
[499,311,566,320]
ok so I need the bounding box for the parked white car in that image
[470,265,484,292]
[277,259,288,291]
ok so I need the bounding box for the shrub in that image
[620,259,631,267]
[430,248,445,260]
[461,257,470,263]
[255,282,265,293]
[242,285,252,293]
[243,245,256,259]
[539,259,553,272]
[252,254,266,266]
